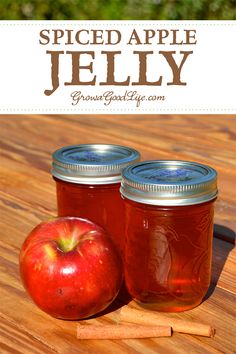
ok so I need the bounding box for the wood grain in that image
[0,115,235,353]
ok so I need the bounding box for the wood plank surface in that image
[0,114,235,353]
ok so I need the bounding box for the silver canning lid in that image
[121,160,218,206]
[52,144,140,184]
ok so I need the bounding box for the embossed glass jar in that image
[121,160,218,312]
[52,144,140,258]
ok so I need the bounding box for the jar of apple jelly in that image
[52,144,140,258]
[121,160,218,312]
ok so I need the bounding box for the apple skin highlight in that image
[19,217,123,320]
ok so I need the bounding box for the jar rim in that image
[52,144,140,185]
[121,160,218,206]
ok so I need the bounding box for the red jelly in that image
[121,160,218,312]
[52,144,140,258]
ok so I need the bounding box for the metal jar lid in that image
[121,160,218,206]
[52,144,140,184]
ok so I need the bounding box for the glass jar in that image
[52,144,140,258]
[121,160,218,312]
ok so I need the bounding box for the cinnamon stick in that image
[120,306,215,337]
[77,324,171,340]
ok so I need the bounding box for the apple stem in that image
[57,230,98,253]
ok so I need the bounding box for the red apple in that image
[19,217,123,320]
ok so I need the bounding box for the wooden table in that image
[0,115,235,353]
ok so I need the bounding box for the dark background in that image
[1,0,236,20]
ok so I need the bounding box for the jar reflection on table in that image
[121,160,218,312]
[52,144,140,258]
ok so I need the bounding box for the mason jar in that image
[52,144,140,258]
[121,160,218,312]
